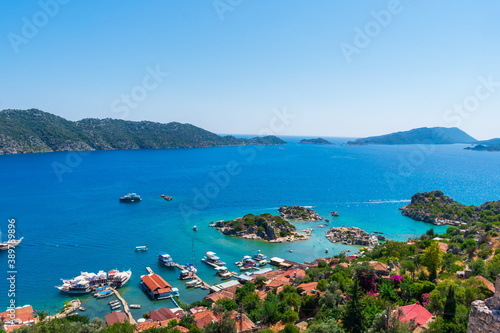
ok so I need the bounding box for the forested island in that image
[299,138,332,145]
[0,109,287,154]
[213,213,310,242]
[278,206,322,221]
[465,145,500,152]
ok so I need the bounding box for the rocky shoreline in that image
[325,226,379,246]
[212,213,310,243]
[278,206,322,221]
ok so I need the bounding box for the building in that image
[299,282,319,296]
[230,311,255,332]
[192,310,218,328]
[369,261,390,276]
[147,307,185,321]
[205,290,235,304]
[400,304,433,329]
[0,305,37,332]
[141,273,172,300]
[476,276,496,294]
[210,280,242,293]
[104,311,128,326]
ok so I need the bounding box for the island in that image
[278,206,322,221]
[325,226,378,246]
[401,190,500,226]
[465,145,500,152]
[299,138,332,145]
[0,109,287,155]
[346,127,477,145]
[213,213,310,242]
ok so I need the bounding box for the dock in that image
[111,287,136,325]
[146,267,154,274]
[172,263,212,289]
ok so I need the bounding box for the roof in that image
[192,310,218,328]
[400,304,433,327]
[190,306,208,314]
[369,261,389,272]
[104,311,128,326]
[252,270,283,281]
[210,280,242,292]
[148,308,182,322]
[174,325,189,333]
[141,274,171,292]
[230,311,255,332]
[270,257,285,263]
[437,242,449,253]
[299,282,318,295]
[477,276,496,293]
[206,290,235,303]
[136,319,160,332]
[4,325,23,333]
[0,305,34,324]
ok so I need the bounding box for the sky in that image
[0,1,499,140]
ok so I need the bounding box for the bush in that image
[280,230,288,237]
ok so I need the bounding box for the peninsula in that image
[278,206,322,221]
[347,127,477,145]
[0,109,287,154]
[213,213,310,242]
[465,145,500,152]
[401,190,500,225]
[299,138,332,145]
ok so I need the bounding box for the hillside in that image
[0,109,287,154]
[401,190,500,225]
[299,138,332,145]
[347,127,477,145]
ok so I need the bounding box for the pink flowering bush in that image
[390,275,403,289]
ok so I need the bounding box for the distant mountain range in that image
[347,127,478,145]
[0,109,287,154]
[299,138,332,145]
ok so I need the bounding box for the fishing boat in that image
[202,251,225,266]
[253,251,267,261]
[119,193,141,203]
[159,252,175,267]
[109,300,120,305]
[111,304,121,310]
[186,263,197,274]
[178,270,191,280]
[108,269,132,288]
[0,228,23,251]
[135,246,147,252]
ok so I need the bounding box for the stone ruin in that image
[467,274,500,332]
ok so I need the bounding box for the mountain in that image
[347,127,477,145]
[299,138,332,145]
[0,109,287,154]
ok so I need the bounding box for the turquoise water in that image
[1,137,500,319]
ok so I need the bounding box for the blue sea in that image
[1,137,499,319]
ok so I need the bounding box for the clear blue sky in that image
[1,1,499,139]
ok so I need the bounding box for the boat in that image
[178,270,191,280]
[0,228,23,251]
[79,307,86,311]
[172,287,180,297]
[202,251,226,266]
[253,251,267,261]
[111,304,121,310]
[201,286,209,290]
[242,256,257,267]
[96,290,114,298]
[258,260,267,267]
[129,304,141,309]
[109,300,120,305]
[160,194,173,201]
[186,263,197,274]
[325,248,328,253]
[193,226,197,231]
[220,272,232,280]
[107,269,132,288]
[56,278,92,294]
[186,280,199,288]
[135,246,147,252]
[119,193,141,203]
[159,252,175,267]
[215,266,229,276]
[234,261,243,267]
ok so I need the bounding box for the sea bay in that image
[1,137,499,319]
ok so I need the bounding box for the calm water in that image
[1,137,499,318]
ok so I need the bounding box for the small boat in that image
[111,304,121,310]
[325,248,328,253]
[172,287,180,296]
[178,270,191,280]
[129,304,141,309]
[220,272,232,280]
[186,263,197,274]
[135,246,147,252]
[109,300,120,305]
[159,252,175,267]
[96,290,114,298]
[193,226,197,231]
[258,260,267,267]
[287,250,293,253]
[0,228,23,251]
[215,266,229,276]
[79,307,86,311]
[160,194,173,201]
[186,280,198,288]
[119,193,141,203]
[234,261,243,267]
[201,286,209,290]
[253,251,267,261]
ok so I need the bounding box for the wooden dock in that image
[146,267,154,274]
[173,262,212,289]
[111,287,136,325]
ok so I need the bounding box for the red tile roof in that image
[437,242,449,253]
[4,324,23,333]
[400,304,433,327]
[369,261,389,272]
[136,320,159,332]
[206,290,235,303]
[141,274,171,292]
[175,325,190,333]
[230,311,255,332]
[148,308,182,321]
[0,305,34,324]
[299,282,318,295]
[192,310,218,328]
[477,276,496,293]
[105,311,128,326]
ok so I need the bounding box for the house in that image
[192,310,218,328]
[437,242,449,253]
[369,261,390,276]
[141,273,172,300]
[299,282,318,296]
[136,319,160,332]
[0,305,37,332]
[147,307,185,321]
[190,306,209,315]
[104,311,128,326]
[230,311,255,332]
[477,276,496,294]
[206,290,235,303]
[400,304,433,329]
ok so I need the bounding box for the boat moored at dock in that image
[107,269,132,288]
[57,269,131,294]
[159,252,175,267]
[253,251,267,261]
[202,251,225,266]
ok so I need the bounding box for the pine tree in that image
[443,285,456,321]
[340,279,366,333]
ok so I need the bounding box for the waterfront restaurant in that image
[141,273,172,300]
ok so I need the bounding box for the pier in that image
[172,263,212,289]
[146,267,154,274]
[111,287,136,325]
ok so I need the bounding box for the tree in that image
[306,318,345,333]
[282,310,299,323]
[317,279,328,292]
[254,275,268,289]
[469,259,486,276]
[283,323,300,333]
[260,292,281,324]
[421,242,443,281]
[215,299,237,312]
[367,307,415,333]
[203,311,237,333]
[340,280,367,333]
[443,285,456,321]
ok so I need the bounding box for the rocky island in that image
[401,190,500,226]
[213,213,310,243]
[465,145,500,152]
[278,206,322,221]
[299,138,332,145]
[325,226,378,246]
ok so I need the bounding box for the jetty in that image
[146,267,154,274]
[44,299,81,321]
[172,263,212,289]
[111,287,136,325]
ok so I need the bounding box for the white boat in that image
[0,228,23,251]
[107,269,132,288]
[220,272,232,280]
[159,252,175,267]
[172,287,180,296]
[178,270,191,280]
[202,251,226,266]
[186,280,199,288]
[96,290,114,298]
[135,246,148,252]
